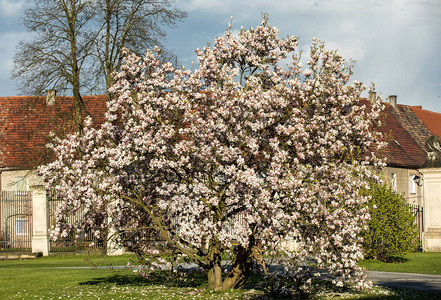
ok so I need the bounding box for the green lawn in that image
[0,252,136,268]
[0,252,440,299]
[0,253,255,299]
[360,252,441,275]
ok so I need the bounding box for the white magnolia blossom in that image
[40,18,385,291]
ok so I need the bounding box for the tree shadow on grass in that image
[78,271,440,299]
[79,269,267,290]
[383,256,410,263]
[79,270,208,288]
[363,256,411,265]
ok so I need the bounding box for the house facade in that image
[375,98,427,206]
[0,93,106,254]
[373,95,441,251]
[403,104,441,251]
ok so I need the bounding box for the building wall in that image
[0,169,46,251]
[0,169,41,252]
[382,166,423,206]
[420,168,441,251]
[1,169,43,192]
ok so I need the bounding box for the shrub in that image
[363,181,419,262]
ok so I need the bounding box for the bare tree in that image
[93,0,187,96]
[13,0,96,135]
[13,0,186,133]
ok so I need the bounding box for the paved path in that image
[367,271,441,292]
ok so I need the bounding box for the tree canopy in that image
[40,18,385,292]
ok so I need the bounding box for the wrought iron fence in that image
[0,190,426,254]
[0,191,33,253]
[410,204,423,250]
[48,194,106,252]
[120,210,249,252]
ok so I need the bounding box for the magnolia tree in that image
[40,18,385,291]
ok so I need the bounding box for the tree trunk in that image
[222,236,267,290]
[206,238,223,291]
[72,87,85,136]
[66,0,87,137]
[222,245,254,290]
[104,0,113,101]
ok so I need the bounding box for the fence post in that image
[106,201,125,256]
[31,188,49,256]
[419,167,441,252]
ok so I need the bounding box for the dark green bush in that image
[362,181,419,262]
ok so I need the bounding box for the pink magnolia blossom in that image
[39,17,384,292]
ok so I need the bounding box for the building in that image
[1,92,440,253]
[375,97,427,206]
[0,93,106,254]
[372,94,441,251]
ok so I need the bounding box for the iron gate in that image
[410,204,424,250]
[0,191,33,252]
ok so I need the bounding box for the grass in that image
[0,252,137,269]
[0,252,258,299]
[0,252,440,299]
[360,252,441,275]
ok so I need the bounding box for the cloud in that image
[0,0,25,17]
[0,30,29,80]
[176,0,440,111]
[1,0,440,110]
[177,0,389,15]
[327,40,365,62]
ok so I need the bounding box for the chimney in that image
[389,95,397,108]
[368,91,377,104]
[46,90,56,106]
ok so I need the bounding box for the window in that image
[410,175,417,194]
[16,218,29,236]
[391,173,397,192]
[14,177,28,195]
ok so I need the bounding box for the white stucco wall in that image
[419,168,441,252]
[1,169,44,192]
[382,166,423,206]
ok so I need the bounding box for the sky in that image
[1,0,440,112]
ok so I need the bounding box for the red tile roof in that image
[409,105,441,138]
[0,94,432,170]
[377,103,427,168]
[0,95,106,169]
[393,104,433,151]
